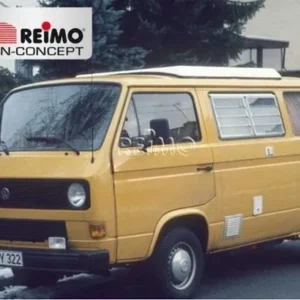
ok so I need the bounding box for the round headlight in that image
[68,183,86,208]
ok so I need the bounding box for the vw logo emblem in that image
[1,188,10,201]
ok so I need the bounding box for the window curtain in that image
[284,92,300,136]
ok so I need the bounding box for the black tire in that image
[150,226,205,299]
[12,269,59,288]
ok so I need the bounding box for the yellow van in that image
[0,66,300,298]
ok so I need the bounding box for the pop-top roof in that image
[76,66,282,80]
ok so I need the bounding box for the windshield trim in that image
[0,81,123,153]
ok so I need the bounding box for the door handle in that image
[197,165,213,172]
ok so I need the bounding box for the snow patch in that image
[58,273,90,282]
[0,286,27,299]
[0,273,101,299]
[0,268,13,279]
[0,270,122,299]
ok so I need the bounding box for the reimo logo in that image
[0,7,92,60]
[21,21,84,44]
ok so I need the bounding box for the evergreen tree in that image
[0,68,16,100]
[0,67,33,100]
[113,0,265,66]
[24,0,148,79]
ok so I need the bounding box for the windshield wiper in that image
[0,140,9,156]
[26,136,80,156]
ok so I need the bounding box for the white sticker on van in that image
[266,146,274,157]
[253,195,263,216]
[223,214,243,239]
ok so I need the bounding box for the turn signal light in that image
[89,223,106,239]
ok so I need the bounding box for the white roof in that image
[76,65,282,80]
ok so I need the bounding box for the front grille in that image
[0,179,90,210]
[0,219,67,242]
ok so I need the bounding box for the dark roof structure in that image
[240,35,290,69]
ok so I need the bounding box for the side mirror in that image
[150,118,170,145]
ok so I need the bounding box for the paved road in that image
[1,241,300,299]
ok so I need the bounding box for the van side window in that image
[283,92,300,135]
[119,93,201,148]
[210,93,285,139]
[119,101,139,147]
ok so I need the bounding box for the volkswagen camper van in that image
[0,66,300,298]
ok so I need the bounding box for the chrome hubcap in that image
[168,242,197,290]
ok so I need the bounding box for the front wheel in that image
[151,226,205,299]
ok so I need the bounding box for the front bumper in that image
[0,247,110,273]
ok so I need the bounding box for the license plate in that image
[0,250,23,267]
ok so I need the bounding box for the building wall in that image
[230,0,300,70]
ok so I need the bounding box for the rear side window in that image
[120,93,201,148]
[210,93,285,139]
[283,92,300,135]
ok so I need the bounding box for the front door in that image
[112,87,215,261]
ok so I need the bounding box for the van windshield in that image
[0,83,121,152]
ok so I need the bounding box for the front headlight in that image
[68,183,86,208]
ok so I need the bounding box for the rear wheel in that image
[12,269,59,288]
[150,226,205,298]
